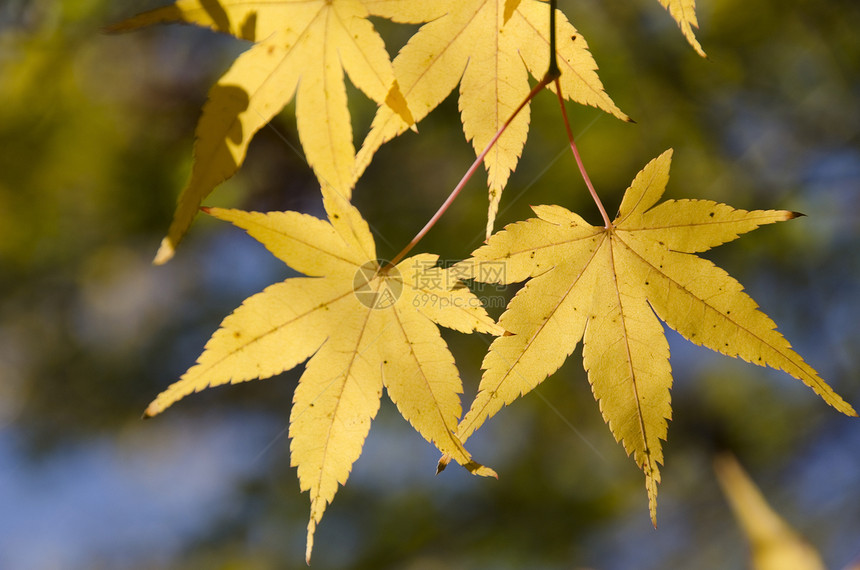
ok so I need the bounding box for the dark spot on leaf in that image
[709,212,715,217]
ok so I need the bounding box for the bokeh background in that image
[1,0,859,568]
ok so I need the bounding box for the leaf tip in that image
[647,473,659,528]
[436,454,451,475]
[467,463,498,479]
[153,238,176,265]
[649,494,658,528]
[787,211,805,220]
[488,323,506,337]
[305,520,316,565]
[838,400,858,417]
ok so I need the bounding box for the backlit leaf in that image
[112,0,412,263]
[657,0,707,56]
[145,186,501,561]
[355,0,629,238]
[444,150,856,522]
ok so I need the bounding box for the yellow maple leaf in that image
[355,0,629,238]
[111,0,412,264]
[144,186,501,562]
[444,149,856,521]
[657,0,707,57]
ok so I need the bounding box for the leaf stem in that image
[386,75,554,269]
[546,0,561,81]
[553,78,612,228]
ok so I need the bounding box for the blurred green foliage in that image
[1,0,858,568]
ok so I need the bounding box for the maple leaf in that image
[443,149,856,522]
[112,0,412,264]
[143,186,501,562]
[355,0,629,238]
[657,0,707,57]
